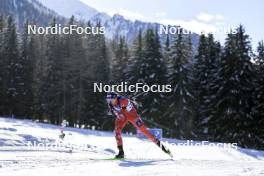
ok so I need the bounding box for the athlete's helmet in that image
[106,92,118,104]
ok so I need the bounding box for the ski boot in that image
[156,140,173,158]
[115,145,125,159]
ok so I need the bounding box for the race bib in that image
[126,101,133,112]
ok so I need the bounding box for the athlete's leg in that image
[129,115,172,156]
[114,116,128,158]
[129,116,158,143]
[115,116,128,147]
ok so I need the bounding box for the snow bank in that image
[0,117,264,176]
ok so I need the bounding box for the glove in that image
[107,109,113,116]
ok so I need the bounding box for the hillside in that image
[0,0,66,29]
[0,0,199,46]
[38,0,99,20]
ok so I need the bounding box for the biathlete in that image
[106,92,172,159]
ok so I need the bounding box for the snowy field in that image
[0,117,264,176]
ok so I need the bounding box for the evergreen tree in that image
[0,15,4,31]
[19,20,35,117]
[41,18,64,124]
[253,40,264,149]
[213,25,255,147]
[32,21,49,121]
[130,28,168,127]
[166,30,194,138]
[58,16,77,126]
[255,40,264,65]
[64,16,87,126]
[0,15,5,114]
[93,24,110,129]
[163,34,170,64]
[205,34,221,138]
[193,34,208,137]
[2,16,21,116]
[125,29,143,87]
[112,36,129,82]
[193,33,221,139]
[84,21,110,130]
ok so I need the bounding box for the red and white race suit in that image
[111,96,157,146]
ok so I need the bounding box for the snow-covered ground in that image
[0,117,264,176]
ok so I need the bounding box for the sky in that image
[79,0,264,49]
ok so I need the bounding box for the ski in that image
[88,157,126,161]
[100,157,125,161]
[89,157,174,162]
